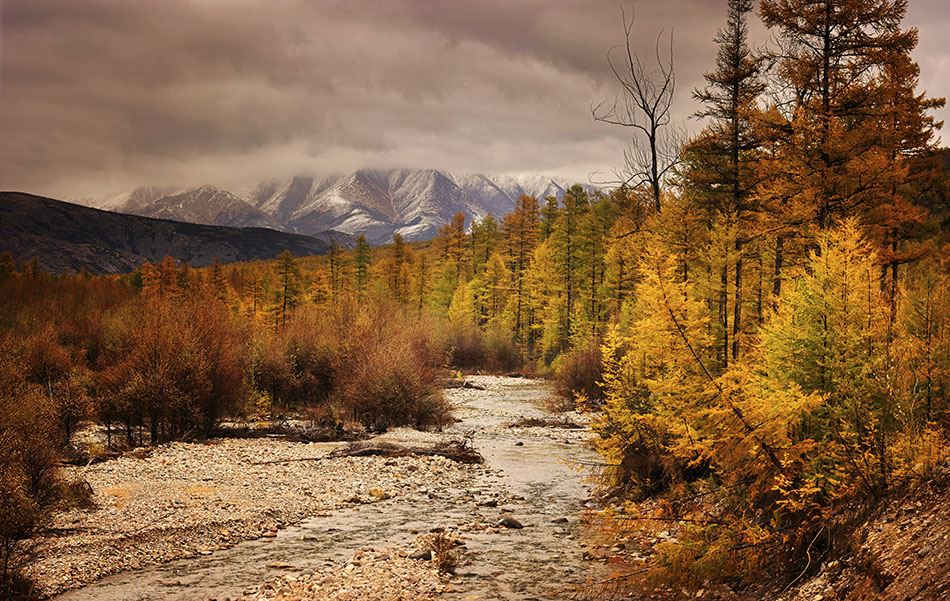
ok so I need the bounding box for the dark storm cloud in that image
[1,0,946,199]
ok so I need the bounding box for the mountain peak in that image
[76,168,588,245]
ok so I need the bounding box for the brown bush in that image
[0,349,61,597]
[442,320,523,373]
[254,307,337,411]
[339,308,449,431]
[97,293,249,445]
[554,338,604,405]
[482,323,522,373]
[445,322,487,370]
[425,530,473,575]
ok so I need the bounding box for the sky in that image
[1,0,948,200]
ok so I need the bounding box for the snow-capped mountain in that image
[84,169,581,245]
[104,185,285,231]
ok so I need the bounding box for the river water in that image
[55,376,606,600]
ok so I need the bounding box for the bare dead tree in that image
[593,6,683,213]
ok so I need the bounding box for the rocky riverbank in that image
[238,539,447,601]
[40,376,607,601]
[30,435,481,597]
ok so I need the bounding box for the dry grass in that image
[425,530,473,575]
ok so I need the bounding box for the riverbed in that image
[44,376,606,600]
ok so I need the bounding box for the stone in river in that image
[499,516,524,529]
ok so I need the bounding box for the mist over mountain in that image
[85,169,581,245]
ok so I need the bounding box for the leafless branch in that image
[592,5,685,212]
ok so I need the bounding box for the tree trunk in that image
[733,239,743,361]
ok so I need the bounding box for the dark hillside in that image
[0,191,337,274]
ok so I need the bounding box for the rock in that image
[409,549,432,561]
[918,544,934,558]
[551,516,569,524]
[477,497,498,507]
[514,441,524,446]
[499,516,524,529]
[368,486,389,500]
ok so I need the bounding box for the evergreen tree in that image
[275,250,301,328]
[539,195,560,242]
[328,237,344,304]
[684,0,764,364]
[354,235,371,299]
[550,185,590,347]
[503,195,540,341]
[210,258,229,302]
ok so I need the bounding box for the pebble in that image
[240,540,444,601]
[498,516,524,529]
[27,436,481,597]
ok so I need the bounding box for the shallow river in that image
[55,376,606,600]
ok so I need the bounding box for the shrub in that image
[445,322,487,370]
[340,308,449,431]
[441,320,523,373]
[97,294,249,445]
[425,530,473,575]
[553,338,603,405]
[482,323,522,373]
[0,349,61,597]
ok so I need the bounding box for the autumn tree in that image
[539,195,559,242]
[682,0,764,365]
[550,185,591,347]
[436,212,469,280]
[275,250,301,328]
[471,214,500,275]
[502,195,540,341]
[354,234,371,299]
[759,0,942,232]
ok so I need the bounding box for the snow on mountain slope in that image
[243,175,342,223]
[73,169,588,245]
[83,186,181,212]
[128,186,286,231]
[283,169,578,244]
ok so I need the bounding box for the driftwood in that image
[213,424,368,444]
[329,440,484,464]
[443,379,486,390]
[249,439,484,466]
[506,417,584,429]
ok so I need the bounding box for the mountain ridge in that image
[83,168,584,245]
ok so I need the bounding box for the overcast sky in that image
[1,0,947,200]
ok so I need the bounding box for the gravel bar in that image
[30,436,480,597]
